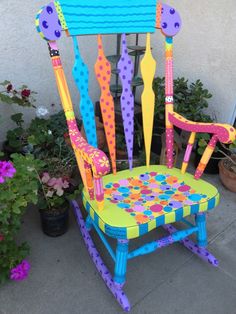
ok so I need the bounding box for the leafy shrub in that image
[153,77,213,123]
[0,153,44,283]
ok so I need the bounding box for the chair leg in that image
[195,213,207,247]
[85,215,93,231]
[114,239,129,288]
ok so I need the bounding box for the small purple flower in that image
[10,260,30,281]
[0,161,16,184]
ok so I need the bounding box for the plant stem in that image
[217,149,236,166]
[34,168,51,210]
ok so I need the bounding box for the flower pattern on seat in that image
[104,171,208,225]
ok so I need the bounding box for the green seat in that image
[83,165,219,239]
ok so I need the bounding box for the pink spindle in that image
[165,37,174,168]
[94,176,104,210]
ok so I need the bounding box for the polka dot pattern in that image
[117,34,134,170]
[54,1,68,30]
[104,172,207,225]
[38,2,62,41]
[72,37,97,147]
[95,35,116,174]
[161,4,182,37]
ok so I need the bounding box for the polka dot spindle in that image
[165,36,174,169]
[94,35,116,174]
[140,33,156,167]
[117,34,135,171]
[72,36,97,148]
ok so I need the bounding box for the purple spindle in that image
[117,34,134,170]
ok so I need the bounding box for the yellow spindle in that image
[140,33,156,167]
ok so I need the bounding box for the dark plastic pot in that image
[40,206,69,237]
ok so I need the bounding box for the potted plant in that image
[38,172,70,237]
[1,81,36,157]
[0,153,44,283]
[3,113,31,157]
[218,140,236,192]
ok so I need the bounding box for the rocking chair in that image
[35,1,236,311]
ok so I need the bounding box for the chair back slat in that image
[72,36,98,148]
[181,132,196,174]
[194,135,218,179]
[117,34,135,170]
[165,37,174,169]
[94,35,116,174]
[140,33,156,167]
[58,0,157,36]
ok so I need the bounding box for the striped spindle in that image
[72,36,97,148]
[165,37,174,169]
[94,35,116,174]
[181,132,196,174]
[94,176,104,211]
[84,161,94,200]
[140,33,156,167]
[117,34,135,170]
[194,134,218,179]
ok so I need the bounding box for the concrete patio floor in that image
[1,170,236,314]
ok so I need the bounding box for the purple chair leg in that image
[71,201,131,312]
[163,224,219,267]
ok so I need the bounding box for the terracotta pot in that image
[218,155,236,192]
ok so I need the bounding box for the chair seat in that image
[82,165,219,239]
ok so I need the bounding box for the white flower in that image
[36,106,49,118]
[48,130,52,135]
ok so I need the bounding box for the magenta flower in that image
[0,161,16,184]
[10,260,30,281]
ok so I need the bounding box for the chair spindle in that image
[95,35,116,174]
[181,132,196,174]
[165,37,174,169]
[140,33,156,167]
[72,36,97,147]
[194,134,218,179]
[117,33,135,170]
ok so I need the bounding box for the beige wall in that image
[0,0,236,144]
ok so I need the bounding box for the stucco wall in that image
[0,0,235,144]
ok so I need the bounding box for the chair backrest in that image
[36,1,235,208]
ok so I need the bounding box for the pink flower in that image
[0,161,16,184]
[7,84,13,92]
[0,234,4,241]
[21,89,31,98]
[10,260,30,281]
[41,172,50,184]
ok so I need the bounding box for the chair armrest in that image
[169,112,236,143]
[67,119,110,177]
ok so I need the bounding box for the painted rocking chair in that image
[36,1,236,311]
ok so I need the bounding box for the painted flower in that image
[98,156,109,168]
[21,89,31,98]
[0,161,16,184]
[10,260,30,281]
[36,106,49,118]
[89,151,100,159]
